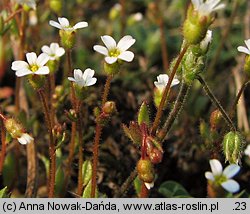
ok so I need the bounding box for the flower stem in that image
[91,75,113,198]
[0,116,6,175]
[151,45,188,135]
[77,101,84,196]
[4,8,23,23]
[37,89,55,198]
[196,75,237,132]
[157,82,190,141]
[232,80,250,111]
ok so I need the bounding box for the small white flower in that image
[93,35,136,64]
[17,133,34,145]
[237,39,250,55]
[68,68,97,88]
[11,52,50,77]
[154,74,180,92]
[200,30,213,51]
[41,43,65,61]
[144,182,154,190]
[49,17,88,31]
[205,159,240,193]
[244,145,250,157]
[15,0,36,10]
[191,0,225,16]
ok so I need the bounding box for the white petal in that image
[223,164,240,179]
[101,35,116,50]
[37,53,49,66]
[237,46,250,55]
[191,0,200,9]
[213,3,225,11]
[154,82,165,91]
[41,45,52,55]
[11,61,29,70]
[209,159,223,176]
[50,43,59,53]
[85,78,97,87]
[244,145,250,156]
[15,68,33,77]
[221,179,240,193]
[49,20,62,29]
[22,133,34,144]
[26,52,37,65]
[73,21,88,29]
[144,182,154,190]
[82,68,95,80]
[74,69,83,81]
[75,80,85,88]
[171,78,180,87]
[18,137,27,145]
[118,51,134,62]
[105,56,118,64]
[58,17,69,28]
[158,74,169,85]
[68,77,76,82]
[244,39,250,51]
[35,66,49,75]
[55,47,65,57]
[93,45,108,56]
[117,35,136,51]
[205,172,215,181]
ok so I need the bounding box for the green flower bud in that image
[28,75,46,90]
[153,88,162,108]
[137,158,155,183]
[4,118,23,139]
[138,102,150,126]
[103,61,120,76]
[49,0,62,15]
[109,4,121,21]
[183,6,211,45]
[223,131,243,164]
[59,30,76,49]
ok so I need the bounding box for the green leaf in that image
[158,181,190,198]
[55,165,64,196]
[82,180,98,198]
[3,152,16,187]
[82,160,92,186]
[138,102,150,126]
[0,187,9,198]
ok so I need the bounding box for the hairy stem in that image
[91,75,113,198]
[196,75,236,132]
[232,80,250,110]
[151,45,188,135]
[38,89,55,198]
[158,81,190,141]
[77,101,84,195]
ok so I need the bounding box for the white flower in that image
[205,159,240,193]
[41,43,65,61]
[68,68,97,88]
[154,74,180,92]
[237,39,250,55]
[244,145,250,157]
[49,17,88,31]
[17,133,34,145]
[132,12,143,22]
[93,35,136,64]
[15,0,36,10]
[11,52,50,77]
[191,0,225,16]
[200,30,212,51]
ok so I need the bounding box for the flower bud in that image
[49,0,62,15]
[210,109,222,130]
[109,4,121,20]
[223,131,243,164]
[153,88,162,108]
[148,148,163,164]
[103,61,120,76]
[102,101,116,115]
[137,158,155,183]
[47,60,59,74]
[66,109,78,122]
[4,118,23,139]
[59,30,76,49]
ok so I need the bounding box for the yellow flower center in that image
[30,64,39,72]
[109,49,120,57]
